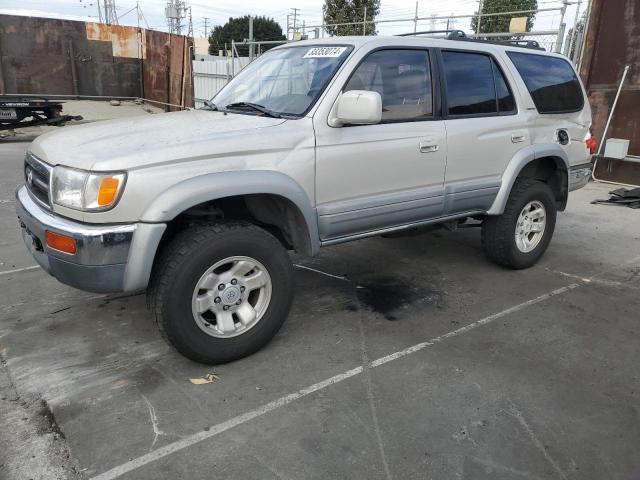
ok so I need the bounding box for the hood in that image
[30,109,287,171]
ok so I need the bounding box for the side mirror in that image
[335,90,382,126]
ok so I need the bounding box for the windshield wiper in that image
[202,99,218,111]
[224,102,281,118]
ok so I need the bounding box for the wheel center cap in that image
[221,286,241,305]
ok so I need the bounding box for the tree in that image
[471,0,538,35]
[208,16,286,56]
[323,0,381,36]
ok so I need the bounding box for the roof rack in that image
[396,29,467,39]
[490,39,544,50]
[464,37,545,50]
[395,28,545,51]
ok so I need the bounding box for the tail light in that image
[586,136,597,154]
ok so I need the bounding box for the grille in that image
[24,153,52,209]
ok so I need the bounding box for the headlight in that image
[52,166,126,211]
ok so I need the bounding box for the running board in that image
[320,211,485,246]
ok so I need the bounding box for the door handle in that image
[511,134,526,143]
[419,142,439,153]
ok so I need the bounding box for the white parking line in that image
[0,265,39,276]
[90,282,580,480]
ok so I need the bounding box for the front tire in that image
[482,179,557,269]
[148,222,294,364]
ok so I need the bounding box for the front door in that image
[314,48,447,241]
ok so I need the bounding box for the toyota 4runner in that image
[16,35,594,364]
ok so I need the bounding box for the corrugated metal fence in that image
[193,57,251,108]
[0,14,193,110]
[580,0,640,184]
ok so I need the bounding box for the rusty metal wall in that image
[143,31,193,111]
[580,0,640,183]
[0,14,193,108]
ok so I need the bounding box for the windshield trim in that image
[211,44,355,120]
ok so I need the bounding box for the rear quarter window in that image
[507,52,584,114]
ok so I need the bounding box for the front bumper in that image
[569,162,593,192]
[15,186,165,293]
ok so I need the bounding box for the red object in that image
[586,136,597,154]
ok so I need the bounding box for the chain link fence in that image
[302,7,573,55]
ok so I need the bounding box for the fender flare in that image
[140,170,320,255]
[487,144,570,215]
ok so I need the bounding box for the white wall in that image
[193,57,251,108]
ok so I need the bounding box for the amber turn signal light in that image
[97,177,120,206]
[45,230,77,254]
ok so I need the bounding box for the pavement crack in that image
[141,394,165,452]
[505,399,568,480]
[358,317,393,480]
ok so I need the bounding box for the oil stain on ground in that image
[354,276,442,321]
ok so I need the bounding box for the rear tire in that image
[148,222,294,364]
[482,179,557,269]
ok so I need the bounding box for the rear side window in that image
[442,51,516,116]
[344,49,433,122]
[507,52,583,114]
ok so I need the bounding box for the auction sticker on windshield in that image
[303,47,347,58]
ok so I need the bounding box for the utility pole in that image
[556,0,569,53]
[429,13,436,31]
[447,13,455,30]
[413,1,418,33]
[476,0,483,34]
[248,16,254,61]
[362,6,367,35]
[291,8,300,36]
[203,17,210,38]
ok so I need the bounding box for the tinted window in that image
[507,52,583,113]
[344,49,432,122]
[493,59,516,112]
[442,51,497,115]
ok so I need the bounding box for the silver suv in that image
[16,35,594,363]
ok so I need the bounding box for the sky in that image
[0,0,581,39]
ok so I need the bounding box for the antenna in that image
[165,0,188,35]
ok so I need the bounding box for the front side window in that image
[507,52,584,114]
[442,51,516,116]
[344,49,433,122]
[212,45,351,117]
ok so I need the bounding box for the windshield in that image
[211,45,352,117]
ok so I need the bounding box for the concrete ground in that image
[0,100,163,142]
[1,121,639,479]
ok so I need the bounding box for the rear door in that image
[314,48,447,241]
[506,51,592,167]
[439,49,533,214]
